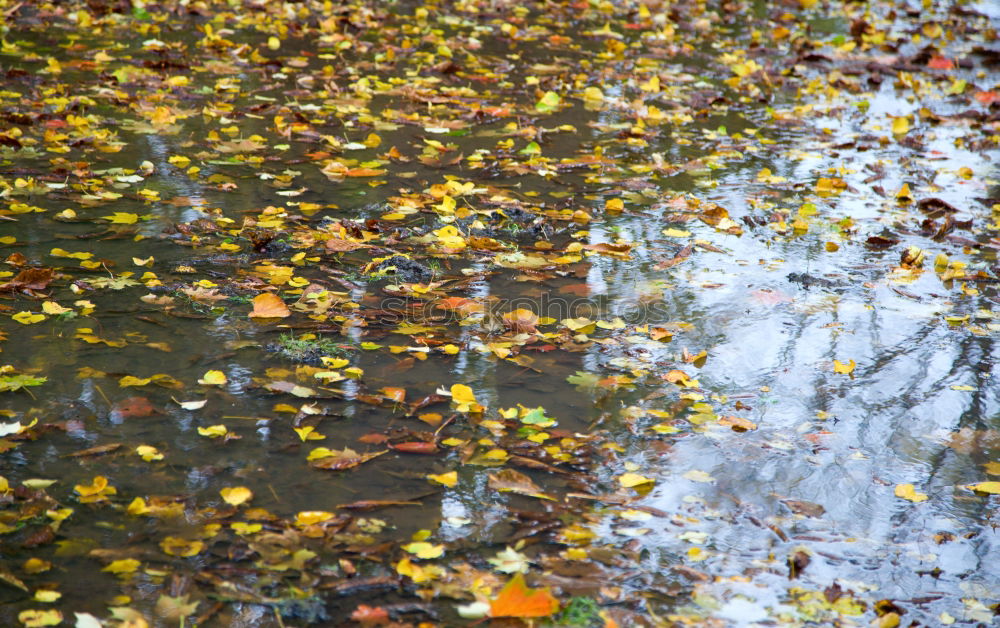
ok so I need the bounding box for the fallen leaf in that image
[249,293,291,318]
[488,469,555,500]
[219,486,253,506]
[894,483,928,502]
[489,572,559,618]
[963,481,1000,495]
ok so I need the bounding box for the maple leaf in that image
[489,572,559,618]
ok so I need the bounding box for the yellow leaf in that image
[833,359,856,374]
[683,470,715,483]
[964,481,1000,494]
[12,312,45,325]
[894,483,928,502]
[41,301,71,315]
[219,486,253,506]
[450,383,479,412]
[32,590,61,603]
[135,445,163,462]
[618,472,654,488]
[427,471,458,487]
[74,476,115,498]
[403,541,445,559]
[293,426,325,441]
[662,228,691,237]
[267,36,280,50]
[230,522,262,535]
[23,559,51,575]
[197,424,229,438]
[127,497,151,516]
[891,116,909,135]
[198,370,227,386]
[102,558,141,574]
[17,610,63,627]
[295,511,334,526]
[396,557,440,583]
[119,376,152,387]
[103,212,139,224]
[160,536,204,557]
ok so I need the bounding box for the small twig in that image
[94,384,111,407]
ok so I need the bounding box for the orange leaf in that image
[380,387,406,403]
[974,91,1000,105]
[344,168,386,177]
[489,572,560,618]
[249,293,290,318]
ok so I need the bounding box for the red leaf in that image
[927,56,953,70]
[113,396,156,418]
[975,91,1000,105]
[390,441,438,454]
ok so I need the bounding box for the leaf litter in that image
[0,0,998,626]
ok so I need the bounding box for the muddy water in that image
[0,1,998,626]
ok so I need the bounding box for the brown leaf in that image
[0,267,54,292]
[64,443,123,458]
[488,469,555,500]
[718,415,757,432]
[324,238,369,252]
[112,396,156,418]
[311,448,387,471]
[336,500,423,510]
[788,549,811,579]
[249,293,291,319]
[780,499,826,518]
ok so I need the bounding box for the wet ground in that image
[0,0,998,626]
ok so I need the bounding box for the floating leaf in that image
[17,610,63,627]
[450,384,480,412]
[833,359,856,375]
[102,559,140,574]
[963,481,1000,495]
[249,293,291,318]
[403,541,445,559]
[535,90,561,113]
[310,448,387,471]
[219,486,253,506]
[427,471,458,487]
[488,546,531,574]
[12,312,45,325]
[894,483,928,502]
[488,469,554,500]
[159,537,204,557]
[197,370,227,386]
[489,572,559,618]
[618,472,654,488]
